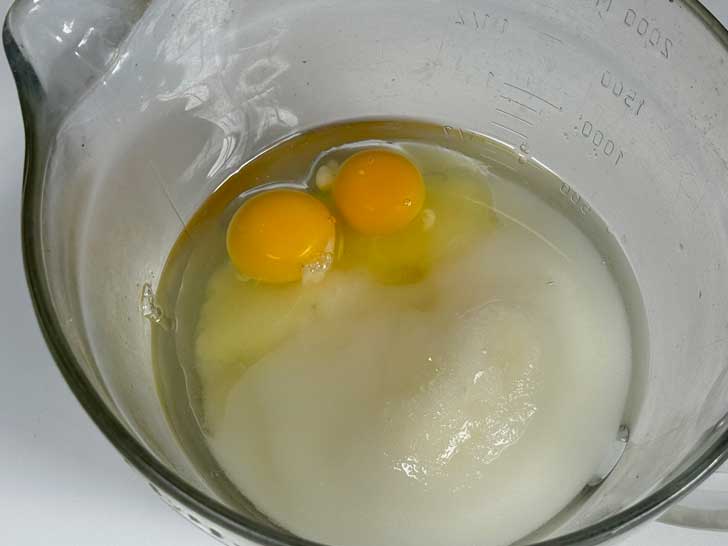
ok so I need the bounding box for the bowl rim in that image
[5,0,728,544]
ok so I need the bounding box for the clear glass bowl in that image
[5,0,728,544]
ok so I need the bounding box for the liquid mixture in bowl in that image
[153,120,637,546]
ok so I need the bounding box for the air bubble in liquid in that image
[302,252,334,285]
[141,282,172,330]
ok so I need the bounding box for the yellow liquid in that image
[153,120,638,546]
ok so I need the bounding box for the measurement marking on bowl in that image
[499,95,538,113]
[490,121,529,140]
[442,125,466,140]
[503,82,562,112]
[622,8,673,60]
[538,31,564,45]
[600,70,646,116]
[594,0,613,15]
[589,1,673,60]
[575,117,624,167]
[454,10,509,34]
[560,183,591,215]
[495,108,535,127]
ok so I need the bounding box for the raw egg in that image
[226,189,335,283]
[333,149,425,235]
[336,170,496,285]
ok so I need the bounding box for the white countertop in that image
[1,1,727,545]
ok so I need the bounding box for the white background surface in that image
[0,1,727,545]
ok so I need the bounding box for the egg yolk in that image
[333,149,425,235]
[227,189,335,283]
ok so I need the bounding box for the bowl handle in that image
[658,463,728,531]
[3,0,147,132]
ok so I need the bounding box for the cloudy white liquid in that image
[192,142,632,546]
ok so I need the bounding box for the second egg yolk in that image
[333,149,425,235]
[227,189,335,284]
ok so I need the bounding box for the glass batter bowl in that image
[5,0,728,544]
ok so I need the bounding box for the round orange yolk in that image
[333,149,425,235]
[226,189,335,283]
